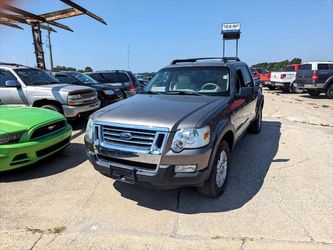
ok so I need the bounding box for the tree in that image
[84,66,93,72]
[252,58,302,71]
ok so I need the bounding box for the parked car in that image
[295,62,333,98]
[269,64,302,93]
[85,57,264,197]
[0,103,72,171]
[251,67,271,86]
[86,70,139,98]
[0,63,100,119]
[52,71,125,107]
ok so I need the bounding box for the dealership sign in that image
[222,23,241,33]
[221,22,241,40]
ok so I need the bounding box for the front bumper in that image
[85,139,213,189]
[0,124,72,171]
[62,100,101,118]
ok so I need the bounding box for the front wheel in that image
[41,104,62,114]
[197,141,230,198]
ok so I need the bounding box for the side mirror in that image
[236,87,254,100]
[5,80,20,88]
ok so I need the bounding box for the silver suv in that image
[85,57,264,197]
[0,63,100,119]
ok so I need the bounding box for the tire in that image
[291,82,304,94]
[248,105,263,134]
[197,141,230,198]
[307,90,320,97]
[41,104,62,114]
[325,84,333,99]
[267,86,276,90]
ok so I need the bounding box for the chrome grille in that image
[100,124,167,152]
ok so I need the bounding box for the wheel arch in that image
[32,99,64,113]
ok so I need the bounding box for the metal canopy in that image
[0,1,107,69]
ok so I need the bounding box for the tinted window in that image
[67,72,97,84]
[55,74,77,84]
[0,69,16,87]
[101,72,130,83]
[285,66,295,72]
[299,64,312,70]
[318,64,329,70]
[256,68,269,74]
[240,66,253,86]
[14,68,59,86]
[145,66,230,96]
[235,69,245,94]
[87,73,105,82]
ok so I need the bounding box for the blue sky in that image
[0,0,332,73]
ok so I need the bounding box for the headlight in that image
[0,132,25,145]
[103,90,114,95]
[84,118,94,142]
[171,126,210,153]
[67,94,82,106]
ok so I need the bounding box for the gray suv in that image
[85,57,264,197]
[0,63,100,119]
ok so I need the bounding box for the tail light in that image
[280,74,286,79]
[130,83,136,91]
[312,71,319,81]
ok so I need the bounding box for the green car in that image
[0,104,72,171]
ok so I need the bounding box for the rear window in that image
[87,73,105,82]
[299,64,312,70]
[101,72,130,83]
[285,66,295,72]
[318,64,329,70]
[256,68,269,74]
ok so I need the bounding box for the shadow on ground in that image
[0,143,86,182]
[299,94,329,100]
[114,121,282,214]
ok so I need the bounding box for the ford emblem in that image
[119,132,132,140]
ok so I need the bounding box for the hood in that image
[87,83,118,91]
[0,105,64,134]
[92,94,221,130]
[28,83,95,93]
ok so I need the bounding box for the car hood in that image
[0,105,64,134]
[92,94,221,130]
[28,83,94,93]
[87,83,118,90]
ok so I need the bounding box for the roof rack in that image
[0,62,25,67]
[170,57,240,65]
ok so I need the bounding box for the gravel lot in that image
[1,89,332,250]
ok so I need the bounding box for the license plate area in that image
[111,166,136,184]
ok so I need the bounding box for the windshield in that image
[14,68,59,86]
[143,66,230,96]
[256,68,269,74]
[68,72,98,84]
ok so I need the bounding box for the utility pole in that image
[127,45,130,70]
[46,24,54,70]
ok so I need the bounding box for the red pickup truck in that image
[251,68,271,86]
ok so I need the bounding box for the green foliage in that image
[84,66,93,72]
[252,58,302,71]
[53,66,93,72]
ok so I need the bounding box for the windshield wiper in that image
[164,91,203,96]
[141,91,162,95]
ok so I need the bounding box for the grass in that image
[26,226,66,234]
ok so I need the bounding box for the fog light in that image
[174,165,197,173]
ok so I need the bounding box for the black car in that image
[53,71,125,107]
[86,70,139,98]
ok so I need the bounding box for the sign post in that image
[221,22,241,57]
